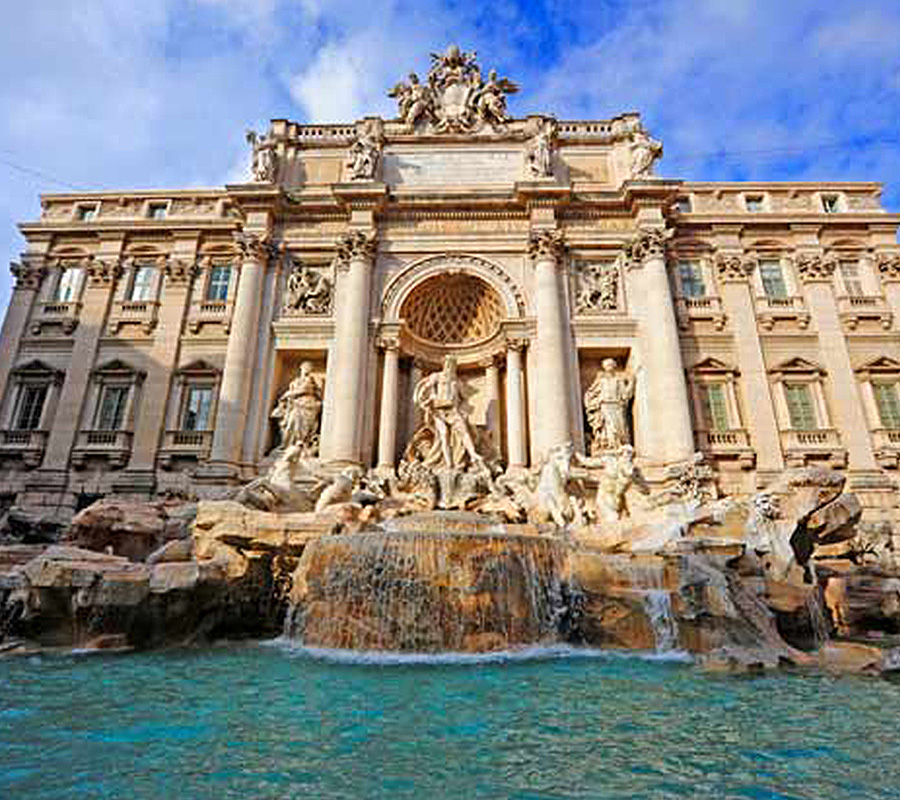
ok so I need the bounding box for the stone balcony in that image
[872,428,900,469]
[0,430,48,469]
[30,301,81,335]
[696,429,755,469]
[780,428,846,468]
[70,430,133,470]
[754,296,810,331]
[157,430,213,470]
[108,299,160,335]
[675,296,726,331]
[187,300,232,334]
[835,295,893,331]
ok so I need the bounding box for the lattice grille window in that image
[401,274,503,344]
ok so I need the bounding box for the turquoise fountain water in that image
[3,644,900,799]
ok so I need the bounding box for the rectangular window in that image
[129,266,155,301]
[759,260,788,299]
[822,195,840,213]
[675,197,692,213]
[182,387,213,431]
[700,384,730,431]
[148,203,168,220]
[839,260,864,297]
[206,265,231,301]
[745,195,764,212]
[14,385,47,431]
[678,260,706,298]
[76,205,98,221]
[784,383,817,430]
[874,383,900,429]
[55,267,83,302]
[97,386,129,431]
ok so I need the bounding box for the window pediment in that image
[769,356,826,377]
[176,359,220,377]
[855,356,900,379]
[690,357,738,376]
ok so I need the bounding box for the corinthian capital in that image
[714,252,755,282]
[528,229,566,262]
[10,258,45,291]
[164,257,200,285]
[86,256,123,285]
[233,231,272,262]
[877,251,900,282]
[795,252,836,283]
[333,230,377,271]
[622,226,671,269]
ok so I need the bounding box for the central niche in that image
[400,273,503,345]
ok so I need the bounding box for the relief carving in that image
[284,260,333,315]
[575,262,619,312]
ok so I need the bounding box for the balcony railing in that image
[108,299,160,334]
[873,428,900,468]
[31,301,81,335]
[71,430,133,469]
[696,429,755,468]
[675,295,726,330]
[0,429,47,468]
[187,300,232,334]
[836,295,893,331]
[755,295,810,330]
[780,428,845,467]
[158,429,213,469]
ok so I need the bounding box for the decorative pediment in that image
[176,359,220,376]
[11,359,64,382]
[769,356,826,377]
[93,359,145,381]
[855,356,900,377]
[690,357,739,376]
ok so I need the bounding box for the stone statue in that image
[345,120,382,181]
[472,69,518,126]
[628,129,662,180]
[534,442,584,527]
[388,73,434,130]
[412,355,483,470]
[652,452,716,507]
[388,46,519,133]
[246,129,277,183]
[271,361,322,458]
[584,358,635,455]
[577,444,649,523]
[527,119,555,179]
[576,263,618,313]
[285,262,332,314]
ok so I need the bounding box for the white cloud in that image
[289,41,370,122]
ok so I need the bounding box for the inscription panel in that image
[383,149,523,186]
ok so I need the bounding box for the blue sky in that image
[1,0,899,315]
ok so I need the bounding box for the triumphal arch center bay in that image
[3,45,900,541]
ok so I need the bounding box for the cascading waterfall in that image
[284,526,573,652]
[642,590,679,652]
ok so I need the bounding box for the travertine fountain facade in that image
[2,47,900,552]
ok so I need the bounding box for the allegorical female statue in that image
[584,358,635,454]
[272,361,322,457]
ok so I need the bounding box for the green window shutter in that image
[701,384,729,431]
[874,383,900,429]
[785,383,817,429]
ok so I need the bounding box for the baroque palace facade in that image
[2,47,900,541]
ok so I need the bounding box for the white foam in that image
[264,638,693,666]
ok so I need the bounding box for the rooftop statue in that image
[245,128,278,183]
[388,45,519,133]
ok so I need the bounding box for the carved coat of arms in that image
[388,45,518,133]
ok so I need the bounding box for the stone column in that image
[529,230,572,461]
[208,232,270,471]
[321,231,376,465]
[483,356,501,454]
[715,253,785,475]
[376,338,400,473]
[797,253,877,471]
[624,227,694,463]
[0,258,44,411]
[505,340,527,470]
[127,252,197,472]
[42,253,121,471]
